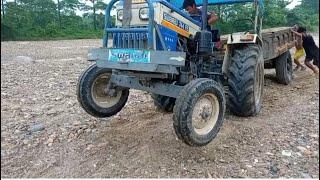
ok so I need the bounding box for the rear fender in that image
[227,33,262,46]
[222,34,263,75]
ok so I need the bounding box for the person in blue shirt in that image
[182,0,219,31]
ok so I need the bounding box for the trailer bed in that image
[220,27,295,61]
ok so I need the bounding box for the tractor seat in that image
[211,29,221,50]
[211,29,220,42]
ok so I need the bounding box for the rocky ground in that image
[1,35,319,178]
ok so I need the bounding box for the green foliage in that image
[209,0,319,35]
[1,0,319,41]
[209,3,256,34]
[286,0,319,32]
[1,0,106,41]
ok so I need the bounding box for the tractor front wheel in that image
[77,64,129,118]
[173,78,226,146]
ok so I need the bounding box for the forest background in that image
[1,0,319,41]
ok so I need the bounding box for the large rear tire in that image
[275,51,293,85]
[227,44,264,117]
[77,64,129,118]
[173,78,226,146]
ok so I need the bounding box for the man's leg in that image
[294,58,302,71]
[313,54,319,68]
[305,57,319,74]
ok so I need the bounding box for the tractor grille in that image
[112,27,149,49]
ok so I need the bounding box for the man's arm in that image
[291,29,302,38]
[208,11,218,25]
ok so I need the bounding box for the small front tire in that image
[173,78,226,146]
[77,64,129,118]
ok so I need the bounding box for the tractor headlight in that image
[117,9,123,21]
[139,8,149,20]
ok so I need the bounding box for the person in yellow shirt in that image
[292,25,306,71]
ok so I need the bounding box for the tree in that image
[1,0,5,18]
[286,0,319,31]
[85,0,97,30]
[263,0,290,28]
[84,0,107,30]
[57,0,61,28]
[300,0,319,14]
[1,0,318,41]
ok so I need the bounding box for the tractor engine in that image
[113,0,202,52]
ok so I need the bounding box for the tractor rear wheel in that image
[227,44,264,117]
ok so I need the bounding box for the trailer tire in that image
[173,78,226,146]
[275,51,293,85]
[77,64,129,118]
[151,94,175,112]
[227,44,264,117]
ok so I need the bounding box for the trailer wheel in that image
[151,94,175,112]
[77,64,129,118]
[227,44,264,117]
[275,51,293,85]
[173,78,226,146]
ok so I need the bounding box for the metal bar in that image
[117,33,121,48]
[106,28,148,33]
[155,24,168,51]
[139,34,142,49]
[117,71,168,79]
[146,0,154,49]
[110,74,183,98]
[128,33,130,48]
[103,0,120,47]
[112,33,117,47]
[133,33,137,48]
[123,0,132,28]
[202,0,208,31]
[122,33,126,48]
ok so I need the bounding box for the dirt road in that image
[1,37,319,178]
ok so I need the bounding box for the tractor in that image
[77,0,265,146]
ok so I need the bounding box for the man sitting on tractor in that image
[182,0,219,30]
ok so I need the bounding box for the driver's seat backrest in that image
[211,29,220,42]
[211,29,221,49]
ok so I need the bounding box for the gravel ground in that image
[1,35,319,178]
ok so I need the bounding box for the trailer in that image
[218,27,295,85]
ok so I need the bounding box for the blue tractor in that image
[77,0,264,146]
